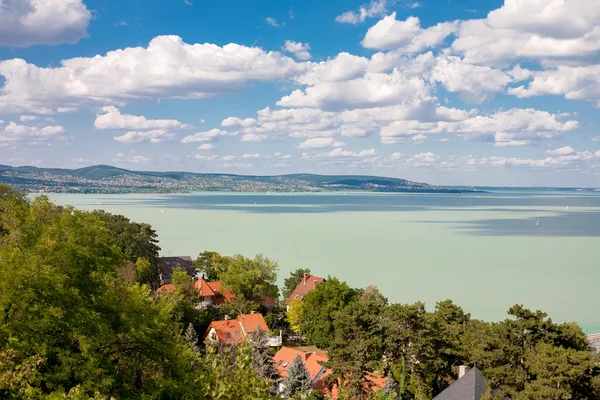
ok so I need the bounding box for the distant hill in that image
[0,164,479,194]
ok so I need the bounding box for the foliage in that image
[219,254,279,302]
[299,276,360,349]
[282,268,311,300]
[91,210,161,289]
[194,250,231,281]
[281,354,313,398]
[328,286,388,399]
[249,327,280,394]
[286,298,305,334]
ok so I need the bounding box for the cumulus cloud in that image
[452,0,600,67]
[113,130,176,144]
[336,0,387,24]
[282,41,312,61]
[298,137,346,149]
[181,129,231,143]
[19,115,38,122]
[362,13,458,52]
[221,117,257,128]
[265,17,280,27]
[0,0,91,47]
[242,153,261,159]
[0,121,65,143]
[0,35,307,113]
[508,65,600,106]
[380,108,578,145]
[546,146,576,156]
[197,143,215,150]
[277,70,432,110]
[95,106,191,130]
[113,153,152,165]
[302,147,378,160]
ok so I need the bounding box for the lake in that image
[45,191,600,333]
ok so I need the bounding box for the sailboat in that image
[536,219,540,227]
[565,205,569,210]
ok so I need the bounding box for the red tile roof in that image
[273,347,310,378]
[325,373,388,399]
[156,284,177,293]
[285,274,326,304]
[204,320,245,345]
[306,353,330,387]
[237,313,269,334]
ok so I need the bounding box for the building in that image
[157,256,195,284]
[587,333,600,354]
[433,366,489,400]
[285,273,326,306]
[157,276,275,310]
[273,347,331,395]
[203,313,282,347]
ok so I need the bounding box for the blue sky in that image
[0,0,599,186]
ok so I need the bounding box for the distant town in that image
[0,164,479,194]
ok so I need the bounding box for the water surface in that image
[46,191,600,333]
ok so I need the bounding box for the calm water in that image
[45,191,600,333]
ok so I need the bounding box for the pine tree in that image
[382,371,398,399]
[249,327,280,393]
[184,323,200,353]
[282,354,313,398]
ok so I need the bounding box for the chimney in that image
[224,315,231,320]
[458,365,469,379]
[313,279,317,290]
[303,273,309,284]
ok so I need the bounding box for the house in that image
[203,313,282,347]
[194,277,235,307]
[325,373,394,399]
[157,276,276,310]
[587,333,600,354]
[285,273,326,306]
[157,256,196,284]
[273,347,331,395]
[433,366,489,400]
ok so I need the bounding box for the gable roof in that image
[433,367,488,400]
[158,256,195,283]
[285,274,326,304]
[156,283,177,294]
[273,347,310,378]
[204,320,245,345]
[237,313,268,334]
[207,281,236,302]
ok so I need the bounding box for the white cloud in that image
[298,137,346,149]
[181,129,231,143]
[452,1,600,67]
[295,53,369,86]
[336,0,387,24]
[57,106,78,113]
[362,13,458,52]
[508,65,600,106]
[0,0,91,47]
[380,108,578,144]
[0,121,65,143]
[240,133,270,142]
[429,56,512,104]
[283,41,312,61]
[592,136,600,142]
[302,147,378,160]
[277,70,432,110]
[113,130,176,144]
[493,140,534,147]
[242,153,261,159]
[265,17,280,27]
[221,117,257,128]
[546,146,576,156]
[0,36,307,113]
[113,153,152,165]
[95,106,191,130]
[19,115,38,122]
[197,143,215,150]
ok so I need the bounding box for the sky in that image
[0,0,600,187]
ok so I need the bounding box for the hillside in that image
[0,164,477,194]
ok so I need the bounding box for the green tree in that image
[92,210,161,289]
[249,327,280,394]
[194,250,231,281]
[328,286,387,399]
[299,276,360,349]
[220,254,279,302]
[282,268,311,300]
[282,354,313,398]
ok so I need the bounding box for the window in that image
[282,362,288,367]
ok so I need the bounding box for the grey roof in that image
[158,256,195,283]
[433,367,488,400]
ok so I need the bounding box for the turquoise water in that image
[45,191,600,333]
